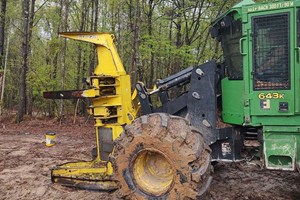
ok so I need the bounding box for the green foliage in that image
[1,0,240,115]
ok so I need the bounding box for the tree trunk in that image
[100,0,106,30]
[77,0,90,115]
[94,0,99,32]
[76,0,86,90]
[27,0,35,116]
[168,12,173,75]
[27,87,33,116]
[0,0,7,68]
[88,0,99,77]
[17,0,30,123]
[59,0,70,123]
[129,0,139,88]
[46,1,64,118]
[0,0,7,108]
[0,20,11,115]
[147,0,155,87]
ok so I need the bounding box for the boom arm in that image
[60,32,126,75]
[44,32,138,190]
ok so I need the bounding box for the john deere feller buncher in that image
[44,0,300,199]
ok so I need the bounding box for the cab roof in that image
[212,0,255,26]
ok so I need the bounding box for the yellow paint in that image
[81,88,100,97]
[51,160,118,190]
[45,132,56,147]
[59,32,126,75]
[132,150,174,196]
[51,32,140,189]
[131,89,141,117]
[258,92,285,99]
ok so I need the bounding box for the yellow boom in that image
[48,32,139,190]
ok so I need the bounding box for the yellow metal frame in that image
[51,32,140,190]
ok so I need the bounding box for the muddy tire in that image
[110,113,213,200]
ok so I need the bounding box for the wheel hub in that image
[132,149,174,196]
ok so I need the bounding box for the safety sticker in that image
[260,99,270,110]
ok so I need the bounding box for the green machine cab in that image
[212,0,300,170]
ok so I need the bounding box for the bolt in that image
[192,92,200,99]
[140,93,146,99]
[196,68,204,76]
[136,84,141,91]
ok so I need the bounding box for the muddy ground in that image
[0,116,299,200]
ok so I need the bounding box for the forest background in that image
[0,0,259,122]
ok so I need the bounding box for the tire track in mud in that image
[0,119,299,200]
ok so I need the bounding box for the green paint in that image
[264,127,300,170]
[214,0,300,169]
[247,1,294,12]
[221,78,244,125]
[233,0,255,9]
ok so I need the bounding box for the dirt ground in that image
[0,116,299,200]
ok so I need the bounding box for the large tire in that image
[110,113,213,200]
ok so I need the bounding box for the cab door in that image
[248,9,295,117]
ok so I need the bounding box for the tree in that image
[17,0,31,122]
[0,0,7,113]
[27,0,36,116]
[0,0,7,67]
[0,0,238,119]
[128,0,140,88]
[58,0,70,122]
[144,0,161,86]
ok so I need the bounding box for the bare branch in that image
[34,0,50,14]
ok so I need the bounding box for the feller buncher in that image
[44,0,300,199]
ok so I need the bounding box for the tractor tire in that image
[110,113,212,200]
